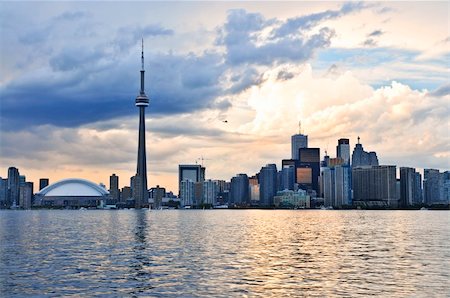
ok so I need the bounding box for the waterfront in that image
[0,210,449,296]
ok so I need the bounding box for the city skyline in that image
[1,2,449,192]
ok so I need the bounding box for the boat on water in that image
[320,206,334,210]
[420,207,428,211]
[213,205,229,209]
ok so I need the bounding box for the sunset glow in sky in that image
[0,1,449,192]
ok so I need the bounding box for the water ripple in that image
[0,210,449,296]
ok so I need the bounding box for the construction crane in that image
[196,156,211,167]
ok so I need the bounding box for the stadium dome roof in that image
[38,178,109,197]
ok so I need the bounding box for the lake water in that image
[0,210,449,297]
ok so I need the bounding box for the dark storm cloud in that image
[1,6,359,131]
[217,9,336,66]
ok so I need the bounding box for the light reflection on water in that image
[0,210,449,296]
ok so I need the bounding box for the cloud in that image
[232,65,449,171]
[362,29,384,47]
[54,11,88,22]
[368,30,384,37]
[274,2,368,37]
[218,9,337,66]
[2,7,356,131]
[114,24,174,52]
[363,38,378,47]
[428,83,450,97]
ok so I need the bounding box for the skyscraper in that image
[414,172,423,205]
[248,176,260,203]
[109,174,119,203]
[178,164,206,196]
[203,179,219,206]
[400,167,422,207]
[0,178,7,208]
[351,137,378,168]
[149,185,165,209]
[281,165,295,191]
[336,138,350,165]
[134,40,150,209]
[259,164,278,206]
[352,165,397,207]
[334,165,351,207]
[7,167,20,208]
[19,182,33,209]
[230,174,249,205]
[180,180,195,207]
[298,148,320,195]
[291,122,308,160]
[423,169,442,205]
[131,174,142,205]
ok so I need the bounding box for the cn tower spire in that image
[141,38,144,71]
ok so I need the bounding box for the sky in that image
[0,1,449,193]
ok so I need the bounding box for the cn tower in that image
[134,39,149,209]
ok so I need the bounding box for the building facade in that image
[230,174,249,205]
[336,138,350,165]
[352,166,397,207]
[298,148,320,196]
[7,167,20,208]
[203,179,219,206]
[19,182,33,209]
[180,180,195,207]
[178,164,205,196]
[351,137,379,168]
[259,164,278,206]
[291,134,308,160]
[273,189,310,209]
[109,174,120,203]
[400,167,422,207]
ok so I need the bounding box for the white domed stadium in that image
[36,178,109,208]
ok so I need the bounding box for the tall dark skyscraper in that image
[423,169,441,205]
[298,148,320,195]
[109,174,119,203]
[259,164,278,206]
[400,167,421,207]
[230,174,249,205]
[134,40,150,209]
[291,122,308,160]
[7,167,20,207]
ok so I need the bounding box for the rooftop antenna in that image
[357,136,360,144]
[299,121,302,134]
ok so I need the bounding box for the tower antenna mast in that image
[141,38,144,70]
